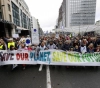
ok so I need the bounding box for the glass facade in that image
[12,2,20,26]
[23,12,27,29]
[11,0,31,30]
[70,0,96,26]
[20,9,23,27]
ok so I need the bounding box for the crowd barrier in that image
[0,49,100,66]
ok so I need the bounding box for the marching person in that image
[0,41,6,50]
[96,46,100,52]
[87,43,95,53]
[40,41,47,50]
[74,45,80,52]
[10,45,18,70]
[18,43,28,70]
[27,45,33,51]
[19,36,26,43]
[62,40,71,51]
[38,41,47,71]
[47,40,57,49]
[80,39,88,54]
[7,38,17,50]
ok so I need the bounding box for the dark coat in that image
[62,44,71,51]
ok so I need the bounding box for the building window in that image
[19,3,21,6]
[16,0,18,3]
[8,4,10,11]
[23,12,27,29]
[9,14,12,22]
[22,6,24,10]
[11,2,20,26]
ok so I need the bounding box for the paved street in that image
[0,65,100,88]
[0,65,46,88]
[50,66,100,88]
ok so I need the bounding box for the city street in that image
[0,0,100,88]
[0,65,46,88]
[0,65,100,88]
[50,66,100,88]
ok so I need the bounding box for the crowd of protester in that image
[39,34,100,53]
[0,34,100,70]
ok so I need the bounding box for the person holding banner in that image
[57,40,63,50]
[74,45,80,52]
[40,41,47,50]
[47,41,57,49]
[39,41,47,70]
[87,43,95,53]
[7,38,17,50]
[96,46,100,52]
[80,39,88,53]
[18,43,28,70]
[62,40,71,51]
[0,41,6,50]
[10,45,18,70]
[27,45,33,51]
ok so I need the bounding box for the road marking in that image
[39,64,43,71]
[46,65,51,88]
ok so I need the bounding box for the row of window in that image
[13,17,20,26]
[12,2,31,29]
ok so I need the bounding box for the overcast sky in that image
[25,0,100,31]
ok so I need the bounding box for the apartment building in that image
[57,0,96,29]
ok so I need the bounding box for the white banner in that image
[0,50,100,66]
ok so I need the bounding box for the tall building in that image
[11,0,31,36]
[0,0,16,37]
[57,0,96,28]
[0,0,32,37]
[31,17,43,36]
[96,20,100,25]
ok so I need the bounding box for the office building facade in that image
[0,0,16,37]
[11,0,31,36]
[96,20,100,25]
[0,0,32,37]
[57,0,96,28]
[31,16,43,36]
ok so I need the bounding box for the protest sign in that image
[12,34,19,38]
[55,34,59,38]
[0,50,100,66]
[25,38,31,46]
[31,28,39,45]
[32,34,39,45]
